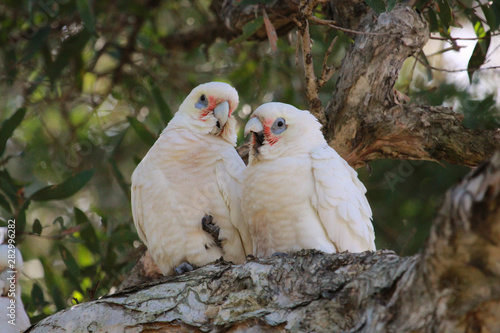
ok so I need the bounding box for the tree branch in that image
[343,104,500,168]
[388,151,500,331]
[160,0,300,52]
[292,4,326,122]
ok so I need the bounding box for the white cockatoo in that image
[0,245,30,333]
[131,82,251,275]
[242,102,375,257]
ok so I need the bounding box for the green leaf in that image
[418,51,433,81]
[467,25,491,83]
[30,169,94,201]
[49,30,92,83]
[40,257,67,310]
[493,3,500,31]
[109,159,130,200]
[0,108,26,156]
[148,77,173,126]
[31,283,45,308]
[481,3,498,31]
[230,16,264,45]
[0,194,11,214]
[127,117,157,147]
[108,226,138,244]
[386,0,397,12]
[426,8,440,33]
[76,0,96,34]
[32,218,42,235]
[365,0,386,14]
[0,170,18,203]
[74,207,101,255]
[53,216,65,230]
[16,200,29,236]
[58,244,80,277]
[4,47,17,85]
[435,0,454,29]
[20,26,51,63]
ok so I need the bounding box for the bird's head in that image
[175,82,239,145]
[244,102,325,163]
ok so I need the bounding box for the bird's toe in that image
[174,262,194,275]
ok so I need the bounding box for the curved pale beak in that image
[244,117,264,136]
[213,101,229,129]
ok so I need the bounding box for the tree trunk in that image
[26,152,500,332]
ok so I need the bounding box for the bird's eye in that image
[195,94,209,109]
[271,117,287,135]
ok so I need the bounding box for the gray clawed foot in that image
[174,262,194,275]
[272,252,289,258]
[202,214,221,248]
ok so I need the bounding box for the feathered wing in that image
[310,145,375,252]
[131,178,147,245]
[131,159,208,275]
[215,149,252,256]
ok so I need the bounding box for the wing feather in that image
[131,173,148,245]
[310,145,375,252]
[215,150,252,255]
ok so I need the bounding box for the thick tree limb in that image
[387,151,500,331]
[343,104,500,168]
[27,152,500,332]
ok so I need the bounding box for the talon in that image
[271,252,288,258]
[202,214,221,248]
[174,262,194,275]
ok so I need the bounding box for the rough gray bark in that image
[26,152,500,332]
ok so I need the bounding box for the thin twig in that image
[414,55,500,73]
[430,32,500,41]
[309,16,394,36]
[295,30,300,67]
[425,46,465,57]
[318,36,338,89]
[291,13,325,123]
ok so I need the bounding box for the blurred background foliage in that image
[0,0,499,324]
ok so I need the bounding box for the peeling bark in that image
[343,104,500,168]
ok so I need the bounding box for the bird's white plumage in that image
[0,245,30,333]
[242,102,375,257]
[131,82,251,275]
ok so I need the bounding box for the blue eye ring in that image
[195,94,209,109]
[271,117,287,135]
